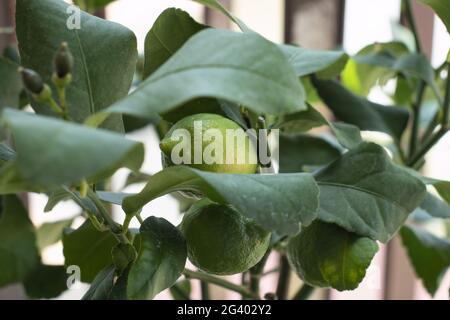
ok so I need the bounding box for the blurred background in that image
[0,0,449,300]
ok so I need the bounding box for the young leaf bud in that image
[54,42,74,78]
[19,67,44,95]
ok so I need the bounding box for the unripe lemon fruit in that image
[180,199,271,275]
[160,113,258,174]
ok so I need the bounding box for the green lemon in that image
[180,199,271,275]
[160,113,258,174]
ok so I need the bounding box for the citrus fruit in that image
[180,199,271,275]
[160,113,258,174]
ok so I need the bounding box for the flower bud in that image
[19,67,44,95]
[35,84,53,103]
[54,42,74,78]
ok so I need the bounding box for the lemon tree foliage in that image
[16,0,137,131]
[122,167,320,236]
[0,0,449,300]
[127,217,187,300]
[400,225,450,295]
[287,221,378,291]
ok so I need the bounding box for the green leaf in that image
[97,191,132,206]
[315,142,426,243]
[287,221,378,291]
[418,0,450,34]
[411,174,450,206]
[16,0,138,131]
[44,189,72,212]
[44,187,100,220]
[414,192,450,220]
[74,0,117,12]
[170,280,191,300]
[0,109,144,192]
[280,45,349,78]
[36,219,73,250]
[143,8,206,78]
[82,265,116,300]
[111,243,137,271]
[123,167,320,236]
[23,264,68,299]
[342,42,409,96]
[278,134,341,173]
[0,195,39,287]
[63,220,118,283]
[88,29,306,126]
[353,51,439,101]
[127,217,187,300]
[313,78,410,142]
[277,104,363,149]
[393,54,440,100]
[0,57,23,110]
[190,0,249,31]
[124,172,152,188]
[400,225,450,295]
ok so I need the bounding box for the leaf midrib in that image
[74,28,95,115]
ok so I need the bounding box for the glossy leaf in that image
[280,45,349,78]
[36,219,73,250]
[127,217,187,300]
[143,8,206,78]
[315,142,426,242]
[82,265,116,300]
[0,57,23,110]
[24,264,68,299]
[16,0,138,131]
[0,109,144,191]
[400,225,450,295]
[88,29,306,126]
[418,0,450,34]
[123,167,320,236]
[276,104,363,149]
[63,220,118,283]
[287,221,378,291]
[313,78,410,141]
[0,195,39,287]
[278,134,341,173]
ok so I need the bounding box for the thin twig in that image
[87,188,129,244]
[249,248,271,297]
[403,0,422,53]
[275,255,291,300]
[183,269,259,300]
[200,281,210,300]
[292,284,315,300]
[407,63,450,167]
[409,82,426,157]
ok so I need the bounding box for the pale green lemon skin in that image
[180,199,271,276]
[160,113,258,174]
